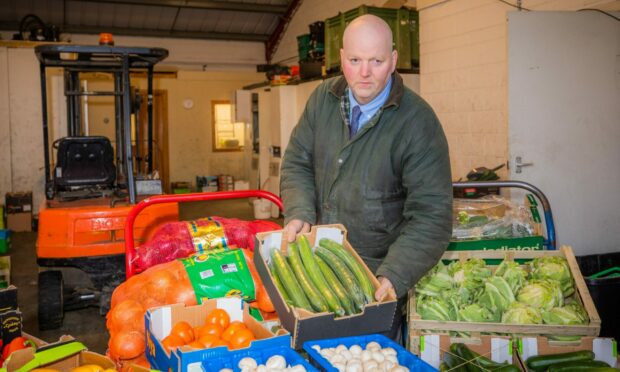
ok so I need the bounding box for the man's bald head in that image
[343,14,393,53]
[340,15,397,105]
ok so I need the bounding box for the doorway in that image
[135,90,170,193]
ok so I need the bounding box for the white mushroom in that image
[349,345,363,356]
[266,355,286,370]
[365,342,381,352]
[336,344,349,354]
[238,357,258,370]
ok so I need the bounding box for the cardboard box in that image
[4,335,115,372]
[516,336,619,369]
[448,236,545,251]
[0,309,22,346]
[409,333,516,370]
[0,285,18,312]
[254,224,398,349]
[145,297,290,372]
[408,247,601,338]
[0,285,21,345]
[5,192,32,214]
[7,213,32,232]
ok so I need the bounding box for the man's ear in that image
[391,49,398,72]
[340,48,345,68]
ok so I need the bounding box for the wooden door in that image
[135,90,170,193]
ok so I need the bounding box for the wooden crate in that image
[516,336,618,369]
[408,246,601,338]
[408,332,516,370]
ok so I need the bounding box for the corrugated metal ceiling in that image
[0,0,293,42]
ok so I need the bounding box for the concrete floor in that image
[11,198,282,354]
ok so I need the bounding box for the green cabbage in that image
[415,261,454,298]
[494,260,528,294]
[516,279,563,310]
[478,276,515,314]
[416,296,457,321]
[543,302,588,325]
[502,302,543,324]
[530,256,575,297]
[458,303,499,323]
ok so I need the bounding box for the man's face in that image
[340,32,397,105]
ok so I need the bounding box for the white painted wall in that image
[416,0,620,180]
[0,47,45,213]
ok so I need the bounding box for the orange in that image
[108,330,145,360]
[211,339,229,348]
[197,334,220,348]
[161,333,185,351]
[221,321,246,342]
[188,340,205,349]
[205,308,230,329]
[228,328,255,350]
[170,321,194,344]
[106,299,144,334]
[199,323,224,339]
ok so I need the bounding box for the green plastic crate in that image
[297,33,311,62]
[0,229,10,254]
[324,6,419,72]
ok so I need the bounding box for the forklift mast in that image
[35,45,168,204]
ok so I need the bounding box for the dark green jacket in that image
[280,72,453,297]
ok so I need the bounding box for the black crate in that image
[5,192,32,214]
[576,253,620,341]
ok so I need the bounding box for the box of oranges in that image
[145,297,290,372]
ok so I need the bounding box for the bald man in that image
[280,15,452,340]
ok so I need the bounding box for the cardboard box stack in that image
[5,192,32,232]
[0,285,22,347]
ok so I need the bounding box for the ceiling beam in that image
[265,0,303,63]
[0,22,269,42]
[72,0,288,14]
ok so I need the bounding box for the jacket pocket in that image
[362,188,405,233]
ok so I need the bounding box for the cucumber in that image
[318,238,375,303]
[453,343,509,370]
[297,236,345,317]
[288,242,329,313]
[526,350,595,372]
[548,360,611,371]
[315,255,357,315]
[269,261,291,303]
[270,248,312,311]
[315,246,366,311]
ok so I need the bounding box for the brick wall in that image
[417,0,619,180]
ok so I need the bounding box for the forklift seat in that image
[54,136,116,189]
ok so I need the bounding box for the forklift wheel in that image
[38,270,64,330]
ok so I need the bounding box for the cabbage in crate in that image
[517,279,563,310]
[529,256,575,297]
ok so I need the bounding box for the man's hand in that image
[375,276,395,302]
[284,219,311,242]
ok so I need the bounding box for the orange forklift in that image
[35,45,178,329]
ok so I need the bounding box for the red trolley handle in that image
[124,190,283,278]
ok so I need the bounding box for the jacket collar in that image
[329,71,404,109]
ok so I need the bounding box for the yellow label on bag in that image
[187,218,228,253]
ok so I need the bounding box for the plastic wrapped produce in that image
[130,216,280,274]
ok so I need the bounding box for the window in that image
[212,101,244,152]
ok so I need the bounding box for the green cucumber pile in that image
[526,350,618,371]
[441,343,520,372]
[269,236,376,316]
